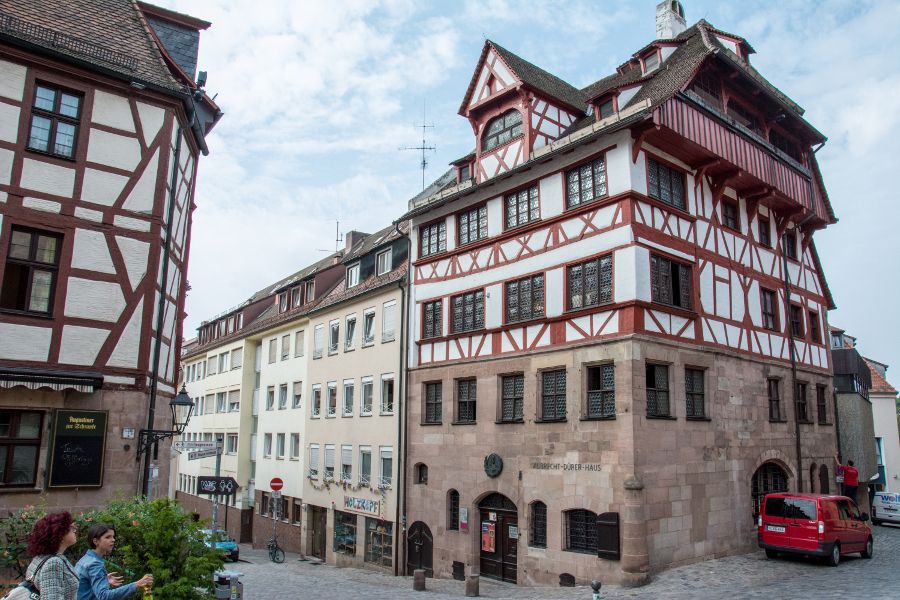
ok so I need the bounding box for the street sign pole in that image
[212,441,223,532]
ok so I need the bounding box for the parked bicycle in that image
[267,538,285,563]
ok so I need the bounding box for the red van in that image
[758,492,873,566]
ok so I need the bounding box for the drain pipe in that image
[394,222,410,577]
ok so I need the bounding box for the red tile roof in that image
[864,358,897,395]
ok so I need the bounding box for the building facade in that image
[0,0,219,509]
[402,4,837,586]
[865,358,900,493]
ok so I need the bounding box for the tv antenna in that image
[316,221,343,253]
[400,100,436,190]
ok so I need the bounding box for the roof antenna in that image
[316,220,342,253]
[399,100,436,190]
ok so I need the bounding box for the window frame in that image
[566,254,613,311]
[684,367,706,419]
[326,383,337,417]
[499,374,525,423]
[760,288,779,331]
[539,369,567,422]
[789,304,805,339]
[504,184,540,229]
[345,314,357,350]
[360,377,373,415]
[564,509,599,554]
[375,248,392,276]
[481,109,523,153]
[450,289,485,334]
[767,378,783,422]
[380,375,395,415]
[419,218,447,259]
[422,299,443,339]
[342,379,354,417]
[362,309,376,346]
[359,446,372,485]
[455,378,477,424]
[795,381,811,423]
[456,204,488,247]
[308,445,320,478]
[423,381,442,424]
[0,410,43,487]
[782,230,798,260]
[530,501,547,548]
[447,489,460,531]
[346,262,360,288]
[565,155,608,210]
[1,226,63,316]
[505,273,545,324]
[27,82,83,160]
[650,253,693,311]
[382,300,397,342]
[809,310,821,344]
[645,363,672,418]
[585,363,615,420]
[721,199,739,231]
[311,385,322,417]
[816,384,829,425]
[646,155,687,211]
[758,216,771,247]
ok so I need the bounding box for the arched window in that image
[447,489,460,531]
[564,509,598,554]
[809,462,818,493]
[751,462,789,518]
[415,463,428,484]
[482,110,522,152]
[530,501,547,548]
[819,464,830,494]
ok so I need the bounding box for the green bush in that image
[2,498,223,599]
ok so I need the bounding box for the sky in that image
[160,0,900,383]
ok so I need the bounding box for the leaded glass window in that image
[530,501,547,548]
[650,254,692,310]
[458,205,488,246]
[541,369,567,421]
[505,274,544,323]
[456,379,476,423]
[685,368,705,418]
[451,289,485,333]
[419,220,446,258]
[1,227,62,314]
[423,300,442,339]
[646,364,670,417]
[501,375,524,422]
[565,509,598,554]
[586,364,615,419]
[567,255,612,310]
[506,185,540,228]
[761,289,777,331]
[482,109,523,152]
[796,382,810,422]
[647,157,685,210]
[424,382,442,424]
[566,157,607,209]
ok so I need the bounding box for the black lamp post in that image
[137,385,194,460]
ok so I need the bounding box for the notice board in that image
[48,410,107,488]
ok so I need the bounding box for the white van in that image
[872,492,900,525]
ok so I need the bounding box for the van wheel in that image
[765,548,778,559]
[826,542,840,567]
[861,537,873,559]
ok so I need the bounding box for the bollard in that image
[413,569,426,591]
[465,574,479,597]
[591,579,602,600]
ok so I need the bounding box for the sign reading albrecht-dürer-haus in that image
[531,462,604,472]
[48,410,108,488]
[344,496,380,516]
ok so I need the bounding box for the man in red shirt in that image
[834,455,859,503]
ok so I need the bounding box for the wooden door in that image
[308,505,327,559]
[479,509,517,584]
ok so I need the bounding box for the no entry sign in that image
[270,477,284,491]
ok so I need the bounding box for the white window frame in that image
[328,319,340,354]
[266,386,275,411]
[359,446,372,486]
[228,389,240,412]
[263,433,272,457]
[290,433,300,459]
[327,382,337,417]
[376,248,392,276]
[380,374,395,415]
[363,309,376,346]
[341,444,352,482]
[361,377,373,415]
[226,433,238,454]
[216,392,226,413]
[276,433,286,458]
[308,444,319,478]
[379,446,393,488]
[324,444,336,480]
[313,324,324,359]
[311,384,322,417]
[292,381,302,409]
[343,379,354,416]
[231,348,243,370]
[278,383,288,410]
[294,330,305,357]
[346,262,361,288]
[281,334,290,360]
[382,300,396,342]
[345,314,357,350]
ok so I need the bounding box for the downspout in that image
[142,105,189,496]
[394,222,409,577]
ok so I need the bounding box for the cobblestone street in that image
[230,523,899,599]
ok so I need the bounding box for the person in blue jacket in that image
[75,523,153,600]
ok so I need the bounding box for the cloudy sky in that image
[160,0,900,380]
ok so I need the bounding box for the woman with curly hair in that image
[22,511,79,600]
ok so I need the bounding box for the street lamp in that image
[137,385,194,460]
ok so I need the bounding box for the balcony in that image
[832,348,872,397]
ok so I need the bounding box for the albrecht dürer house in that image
[0,1,220,508]
[401,2,838,586]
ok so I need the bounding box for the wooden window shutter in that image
[596,512,620,560]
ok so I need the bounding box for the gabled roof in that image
[864,358,897,395]
[0,0,183,92]
[343,221,408,263]
[459,40,586,115]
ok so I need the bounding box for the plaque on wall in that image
[48,410,107,488]
[483,453,503,478]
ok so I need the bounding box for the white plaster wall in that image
[107,300,143,368]
[0,148,13,185]
[116,236,150,291]
[0,323,51,361]
[20,159,75,197]
[606,134,632,197]
[633,245,652,302]
[545,267,564,317]
[123,149,158,213]
[539,172,564,219]
[81,168,128,206]
[91,90,135,132]
[113,215,151,232]
[0,59,26,101]
[72,229,116,274]
[613,245,638,303]
[872,393,900,492]
[485,283,502,329]
[136,102,165,145]
[58,325,109,365]
[22,198,61,213]
[617,85,642,108]
[74,207,103,222]
[0,102,20,143]
[486,195,502,237]
[87,129,141,171]
[64,278,125,322]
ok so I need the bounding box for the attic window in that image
[598,98,615,119]
[769,129,802,163]
[459,163,471,182]
[482,109,522,152]
[690,72,721,108]
[643,52,659,74]
[727,101,759,133]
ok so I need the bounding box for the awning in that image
[0,367,103,393]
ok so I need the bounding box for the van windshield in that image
[764,497,817,520]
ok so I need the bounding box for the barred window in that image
[530,501,547,548]
[761,289,778,331]
[647,157,686,210]
[458,205,488,246]
[650,254,692,310]
[420,220,446,258]
[451,289,485,333]
[796,382,810,422]
[541,369,567,421]
[586,364,615,419]
[690,71,721,106]
[506,186,539,228]
[646,364,670,417]
[565,157,607,209]
[456,379,477,423]
[424,382,442,424]
[816,385,828,424]
[685,368,705,418]
[568,255,613,310]
[564,509,598,554]
[500,375,524,422]
[423,300,442,339]
[505,274,544,323]
[768,379,782,422]
[482,109,523,152]
[448,490,460,531]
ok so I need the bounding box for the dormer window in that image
[278,292,288,313]
[598,98,615,119]
[459,163,471,182]
[690,71,721,108]
[306,280,315,301]
[482,109,522,153]
[643,51,659,74]
[346,263,360,288]
[292,286,302,308]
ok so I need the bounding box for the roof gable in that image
[460,42,521,114]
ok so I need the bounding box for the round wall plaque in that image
[484,453,503,478]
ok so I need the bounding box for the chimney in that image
[656,0,687,39]
[344,230,369,251]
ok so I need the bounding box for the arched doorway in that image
[406,521,433,576]
[478,493,518,583]
[751,462,789,518]
[819,464,830,494]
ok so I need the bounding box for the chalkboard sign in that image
[48,410,107,488]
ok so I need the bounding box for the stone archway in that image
[478,493,518,584]
[406,521,433,577]
[751,462,789,518]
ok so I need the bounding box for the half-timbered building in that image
[402,2,838,586]
[0,0,220,508]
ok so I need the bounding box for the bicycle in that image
[267,538,285,563]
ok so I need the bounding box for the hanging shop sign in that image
[48,410,107,488]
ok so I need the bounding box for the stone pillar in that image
[620,474,650,587]
[413,569,426,591]
[465,574,479,597]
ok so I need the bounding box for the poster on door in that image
[481,522,495,552]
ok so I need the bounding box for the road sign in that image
[188,448,220,460]
[272,490,282,499]
[197,476,239,495]
[270,477,284,491]
[173,440,219,451]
